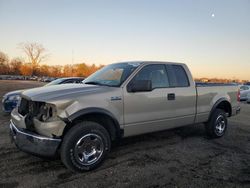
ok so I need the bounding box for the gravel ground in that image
[0,80,249,188]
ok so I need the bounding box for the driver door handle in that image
[167,93,175,100]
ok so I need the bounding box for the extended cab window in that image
[166,65,190,87]
[132,64,169,89]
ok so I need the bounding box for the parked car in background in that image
[244,82,250,86]
[247,93,250,103]
[2,77,85,113]
[239,85,250,101]
[43,77,56,82]
[30,76,38,81]
[45,77,85,86]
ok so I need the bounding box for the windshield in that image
[45,78,63,86]
[83,62,141,87]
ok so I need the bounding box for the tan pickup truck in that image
[10,61,240,172]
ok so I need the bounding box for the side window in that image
[166,65,189,87]
[240,86,245,90]
[133,64,169,89]
[240,86,248,90]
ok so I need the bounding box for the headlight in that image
[38,103,57,122]
[8,95,21,101]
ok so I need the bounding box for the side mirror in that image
[127,80,152,92]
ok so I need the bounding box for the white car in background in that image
[247,93,250,103]
[240,85,250,101]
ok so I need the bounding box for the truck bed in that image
[195,83,239,123]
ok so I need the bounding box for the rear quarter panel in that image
[195,85,238,123]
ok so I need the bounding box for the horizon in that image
[0,0,249,80]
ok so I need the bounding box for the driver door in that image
[123,63,196,137]
[123,64,173,136]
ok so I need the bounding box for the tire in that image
[205,109,227,138]
[60,121,111,172]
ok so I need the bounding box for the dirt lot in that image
[0,80,249,188]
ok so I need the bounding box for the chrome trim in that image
[9,120,61,157]
[74,133,104,165]
[215,115,226,135]
[10,120,61,142]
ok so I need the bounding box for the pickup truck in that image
[9,61,240,172]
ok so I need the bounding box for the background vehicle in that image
[239,85,250,101]
[247,93,250,103]
[2,77,85,113]
[43,77,56,82]
[45,77,85,85]
[9,61,240,172]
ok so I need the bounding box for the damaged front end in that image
[10,97,67,157]
[15,97,66,138]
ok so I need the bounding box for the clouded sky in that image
[0,0,249,79]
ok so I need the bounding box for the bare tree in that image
[19,42,49,75]
[0,51,10,74]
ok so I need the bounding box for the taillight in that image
[237,89,240,102]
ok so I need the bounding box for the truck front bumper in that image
[10,120,61,157]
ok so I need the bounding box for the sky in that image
[0,0,249,80]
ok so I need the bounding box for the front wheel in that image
[205,109,228,138]
[60,121,111,172]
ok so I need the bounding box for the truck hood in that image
[21,84,105,102]
[5,89,24,97]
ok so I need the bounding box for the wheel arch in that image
[63,108,123,141]
[209,98,232,121]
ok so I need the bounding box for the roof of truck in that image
[118,61,185,66]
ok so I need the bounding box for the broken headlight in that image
[37,103,57,122]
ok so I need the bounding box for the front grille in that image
[18,98,45,132]
[18,98,29,116]
[18,98,44,116]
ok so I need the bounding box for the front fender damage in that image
[33,118,66,138]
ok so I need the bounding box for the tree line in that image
[0,42,103,78]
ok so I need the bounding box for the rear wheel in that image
[205,109,227,138]
[60,121,111,172]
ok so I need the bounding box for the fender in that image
[208,97,232,121]
[67,107,123,138]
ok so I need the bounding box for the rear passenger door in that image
[165,64,197,123]
[123,63,196,136]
